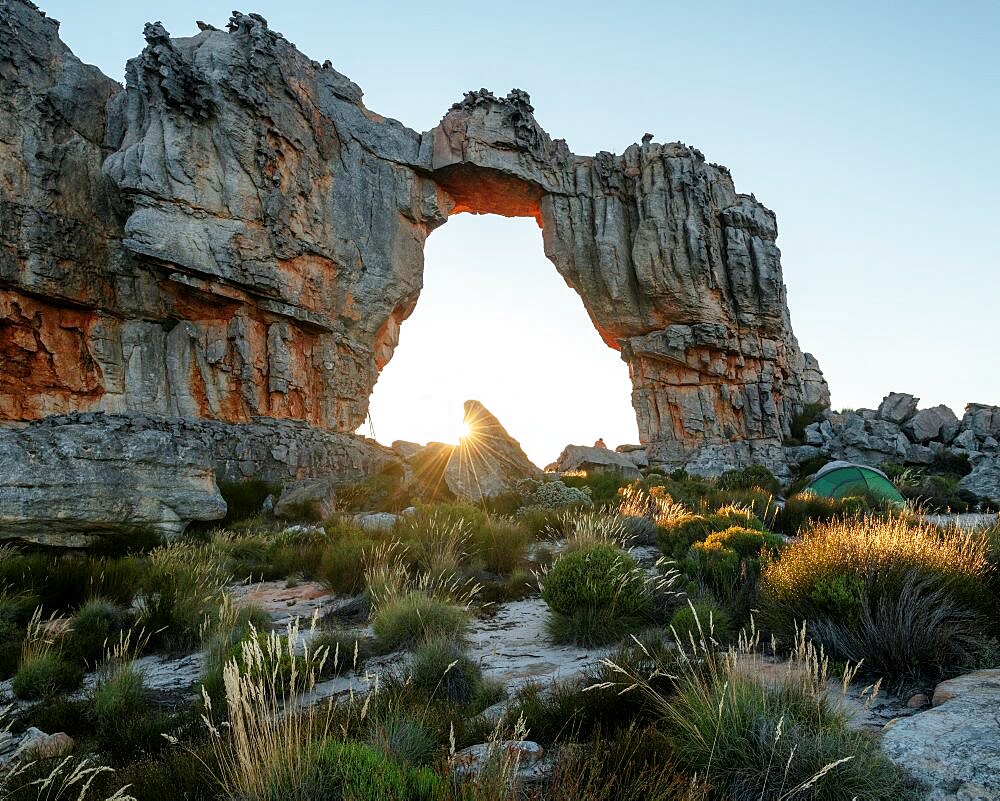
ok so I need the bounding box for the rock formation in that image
[1,1,831,536]
[393,401,541,503]
[546,445,642,479]
[787,393,1000,503]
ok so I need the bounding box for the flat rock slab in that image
[229,580,341,629]
[882,669,1000,800]
[468,598,612,689]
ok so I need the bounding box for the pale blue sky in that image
[43,1,999,464]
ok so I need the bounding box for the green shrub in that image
[217,479,282,524]
[760,516,994,683]
[669,601,734,645]
[317,528,377,595]
[409,637,483,704]
[337,465,409,513]
[90,663,174,764]
[657,514,714,559]
[366,712,439,767]
[0,553,141,612]
[542,543,648,646]
[685,527,785,617]
[311,629,382,676]
[138,543,229,650]
[517,479,593,512]
[657,651,908,799]
[717,465,780,495]
[12,652,83,699]
[65,599,130,666]
[562,471,632,507]
[775,492,874,535]
[0,593,36,679]
[372,592,470,650]
[468,517,532,575]
[292,739,445,801]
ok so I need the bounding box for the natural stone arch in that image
[0,5,828,477]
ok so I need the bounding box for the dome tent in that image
[803,461,905,506]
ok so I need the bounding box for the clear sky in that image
[42,1,1000,466]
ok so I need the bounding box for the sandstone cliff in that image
[1,1,828,485]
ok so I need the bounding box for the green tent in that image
[804,461,905,505]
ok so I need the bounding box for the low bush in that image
[12,651,83,699]
[467,517,532,575]
[371,592,470,650]
[562,470,632,507]
[517,479,592,513]
[760,516,994,684]
[366,712,438,768]
[685,527,784,617]
[0,552,142,612]
[91,662,172,764]
[409,637,484,704]
[317,525,379,595]
[614,635,909,801]
[541,543,648,646]
[294,739,446,801]
[64,599,130,666]
[717,465,781,495]
[137,542,229,650]
[311,629,382,676]
[775,492,873,535]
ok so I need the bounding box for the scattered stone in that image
[451,741,550,784]
[354,512,399,532]
[906,693,928,709]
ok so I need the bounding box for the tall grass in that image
[602,623,908,800]
[760,515,993,683]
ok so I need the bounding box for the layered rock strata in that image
[2,0,828,534]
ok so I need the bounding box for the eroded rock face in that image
[0,415,226,543]
[1,2,826,488]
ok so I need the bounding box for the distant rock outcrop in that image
[1,1,825,488]
[787,393,1000,503]
[394,401,541,502]
[546,445,642,479]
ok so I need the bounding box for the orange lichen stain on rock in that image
[0,291,105,419]
[273,253,338,316]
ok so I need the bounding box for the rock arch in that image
[0,3,828,476]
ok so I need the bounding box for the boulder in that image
[961,404,1000,439]
[905,405,959,443]
[878,393,919,424]
[548,445,641,479]
[451,740,550,784]
[959,457,1000,503]
[406,401,542,502]
[953,430,979,451]
[0,418,225,545]
[274,478,337,520]
[882,669,1000,800]
[353,512,399,532]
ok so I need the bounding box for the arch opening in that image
[363,213,639,467]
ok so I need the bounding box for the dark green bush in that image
[12,652,83,699]
[90,664,175,764]
[337,465,410,513]
[292,739,445,801]
[760,517,994,684]
[371,592,470,650]
[317,529,379,595]
[65,599,130,666]
[775,492,873,535]
[717,465,781,495]
[787,402,827,444]
[366,712,439,767]
[685,526,785,618]
[0,554,141,612]
[542,543,648,646]
[311,629,383,676]
[409,637,483,704]
[562,470,632,507]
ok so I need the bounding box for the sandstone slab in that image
[547,444,641,478]
[882,669,1000,800]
